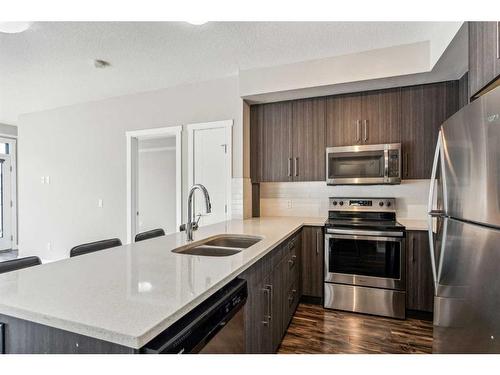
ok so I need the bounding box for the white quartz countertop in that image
[398,218,428,231]
[0,217,325,349]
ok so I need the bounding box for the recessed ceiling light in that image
[186,21,208,26]
[0,22,32,34]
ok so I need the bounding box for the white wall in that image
[137,137,177,235]
[17,76,242,260]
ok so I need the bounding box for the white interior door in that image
[0,154,12,251]
[191,124,231,226]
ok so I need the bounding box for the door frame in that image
[126,126,182,244]
[0,136,17,250]
[186,120,233,222]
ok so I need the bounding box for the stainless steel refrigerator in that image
[428,86,500,353]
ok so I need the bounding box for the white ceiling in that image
[0,21,462,124]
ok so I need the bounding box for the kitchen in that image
[0,3,500,372]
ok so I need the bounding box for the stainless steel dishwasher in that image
[141,278,247,354]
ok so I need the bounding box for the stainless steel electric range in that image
[324,197,406,319]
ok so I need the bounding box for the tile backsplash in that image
[259,180,430,220]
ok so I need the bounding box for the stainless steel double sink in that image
[172,234,262,257]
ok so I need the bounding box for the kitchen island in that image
[0,217,324,353]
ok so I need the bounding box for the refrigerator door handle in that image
[427,215,439,293]
[428,130,442,214]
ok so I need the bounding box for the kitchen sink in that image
[172,234,262,257]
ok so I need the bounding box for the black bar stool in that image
[0,256,41,274]
[135,228,165,242]
[70,238,122,258]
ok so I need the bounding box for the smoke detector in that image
[94,59,111,69]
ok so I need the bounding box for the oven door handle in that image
[326,233,403,242]
[325,228,404,237]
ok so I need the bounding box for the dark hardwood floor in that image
[278,303,433,354]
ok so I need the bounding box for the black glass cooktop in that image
[324,218,405,231]
[325,211,405,231]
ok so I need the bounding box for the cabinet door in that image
[401,82,458,179]
[300,226,324,299]
[241,258,273,353]
[361,88,402,145]
[258,101,293,182]
[469,22,500,98]
[250,105,263,182]
[406,231,434,312]
[292,97,326,181]
[326,93,363,146]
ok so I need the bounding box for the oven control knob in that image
[379,201,384,207]
[386,201,391,207]
[332,200,337,206]
[339,201,344,206]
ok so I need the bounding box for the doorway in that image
[0,137,16,252]
[187,120,232,226]
[126,126,182,244]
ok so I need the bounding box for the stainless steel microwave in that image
[326,143,401,185]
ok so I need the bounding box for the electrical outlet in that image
[98,199,103,208]
[46,242,51,251]
[41,176,45,184]
[45,176,50,184]
[287,200,293,209]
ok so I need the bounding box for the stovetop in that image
[325,197,405,232]
[324,218,405,231]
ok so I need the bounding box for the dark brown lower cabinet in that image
[240,230,302,353]
[301,226,324,299]
[406,230,434,313]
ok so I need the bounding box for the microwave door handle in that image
[384,149,389,180]
[355,120,360,143]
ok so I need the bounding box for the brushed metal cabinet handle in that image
[268,284,273,322]
[355,120,360,143]
[287,158,292,177]
[262,285,272,325]
[363,120,368,142]
[294,157,298,177]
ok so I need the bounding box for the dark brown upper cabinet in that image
[469,22,500,99]
[326,93,362,146]
[250,98,325,182]
[250,101,293,182]
[326,88,401,147]
[401,82,458,179]
[292,97,326,181]
[361,89,402,144]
